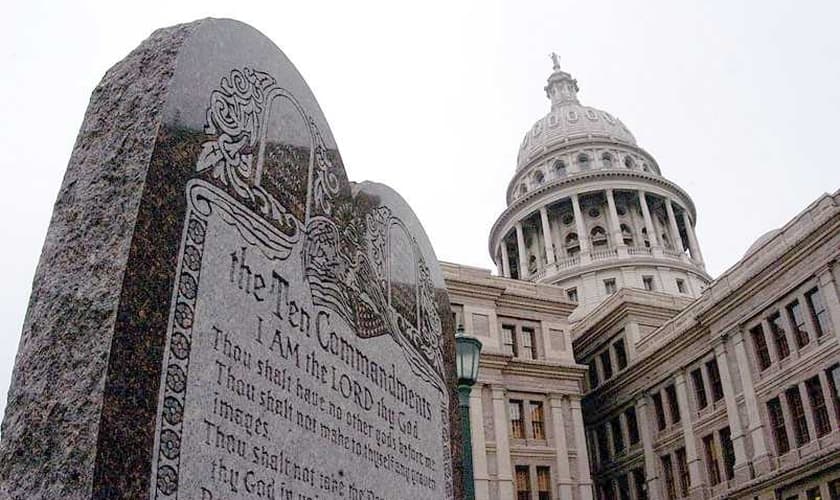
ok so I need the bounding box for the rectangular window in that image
[703,433,721,486]
[522,327,537,360]
[510,400,525,439]
[530,402,545,440]
[767,397,790,454]
[706,359,724,402]
[665,384,681,424]
[768,312,791,360]
[786,387,811,446]
[600,350,614,380]
[611,417,624,454]
[626,407,640,445]
[614,338,628,370]
[806,487,822,500]
[828,479,840,500]
[567,287,578,303]
[720,426,735,481]
[787,300,811,348]
[676,278,687,294]
[691,368,708,410]
[828,365,840,424]
[632,468,647,500]
[617,474,631,500]
[589,361,600,389]
[653,392,667,430]
[597,425,610,463]
[515,465,531,500]
[805,287,830,338]
[676,447,690,497]
[605,279,617,295]
[750,324,772,371]
[643,275,655,291]
[536,466,551,500]
[805,376,831,437]
[502,324,518,356]
[602,480,616,500]
[661,454,676,500]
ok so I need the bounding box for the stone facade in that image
[445,59,840,500]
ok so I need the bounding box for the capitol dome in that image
[517,64,636,171]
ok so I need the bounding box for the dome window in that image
[624,156,635,169]
[565,233,580,257]
[519,184,527,196]
[588,207,601,218]
[642,163,650,172]
[562,213,575,226]
[577,153,590,171]
[533,170,545,185]
[620,224,634,246]
[590,226,608,248]
[601,153,613,169]
[616,205,627,217]
[553,159,567,177]
[641,227,651,247]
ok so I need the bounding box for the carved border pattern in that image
[152,67,451,499]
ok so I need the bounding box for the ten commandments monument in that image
[0,19,459,499]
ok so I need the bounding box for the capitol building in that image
[444,58,840,500]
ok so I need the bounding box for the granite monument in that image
[0,18,459,499]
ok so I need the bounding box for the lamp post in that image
[455,324,482,500]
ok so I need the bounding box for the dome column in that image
[605,189,627,257]
[638,191,662,257]
[540,207,555,266]
[681,210,704,266]
[571,194,591,264]
[500,241,511,278]
[665,198,686,259]
[515,222,528,279]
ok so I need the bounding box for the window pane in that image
[805,376,831,437]
[510,400,525,439]
[703,434,721,486]
[522,327,537,360]
[665,384,681,424]
[769,312,790,359]
[537,466,551,500]
[515,465,531,500]
[661,454,676,500]
[626,407,640,445]
[676,448,690,496]
[706,359,724,402]
[653,393,667,430]
[806,288,830,338]
[787,300,810,348]
[720,427,735,480]
[750,324,772,370]
[503,324,517,356]
[614,339,628,370]
[767,397,790,454]
[597,425,610,462]
[692,368,708,409]
[601,351,614,380]
[611,417,624,453]
[530,402,545,440]
[633,468,647,500]
[786,387,811,446]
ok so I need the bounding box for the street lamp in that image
[455,324,482,500]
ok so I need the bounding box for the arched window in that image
[624,156,635,169]
[642,163,650,172]
[561,213,574,226]
[533,170,545,185]
[661,232,672,249]
[553,159,567,177]
[641,227,651,248]
[577,153,590,171]
[519,184,527,196]
[590,226,608,248]
[620,223,634,246]
[565,232,580,257]
[601,152,613,169]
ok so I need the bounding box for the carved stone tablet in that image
[0,19,458,499]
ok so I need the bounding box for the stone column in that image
[730,332,771,476]
[665,199,684,252]
[606,189,627,256]
[681,210,704,265]
[549,395,574,500]
[500,241,511,278]
[515,222,527,279]
[470,384,490,500]
[816,264,840,341]
[713,340,748,479]
[675,372,703,493]
[569,397,593,500]
[636,397,661,499]
[638,191,661,252]
[540,206,556,265]
[571,194,591,264]
[491,386,514,498]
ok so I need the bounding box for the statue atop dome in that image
[550,52,561,71]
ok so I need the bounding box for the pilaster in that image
[636,396,661,500]
[470,384,490,500]
[731,331,772,476]
[569,397,593,500]
[491,386,514,499]
[549,395,574,500]
[675,372,704,495]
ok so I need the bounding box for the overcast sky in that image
[2,0,839,418]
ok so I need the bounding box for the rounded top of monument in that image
[516,58,636,171]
